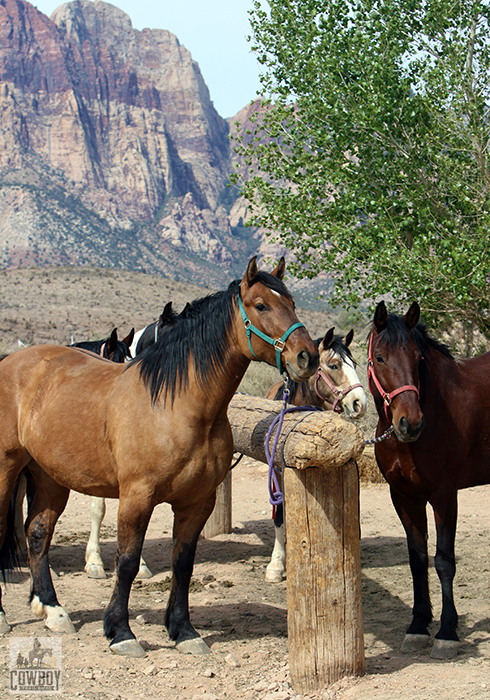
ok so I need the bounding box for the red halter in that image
[314,366,363,413]
[367,333,420,422]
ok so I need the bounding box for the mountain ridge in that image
[0,0,265,286]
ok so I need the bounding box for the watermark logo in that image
[9,637,62,694]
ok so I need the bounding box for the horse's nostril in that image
[296,350,310,370]
[399,417,409,434]
[353,400,361,414]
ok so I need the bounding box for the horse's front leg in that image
[390,488,432,652]
[165,491,217,655]
[104,492,153,657]
[25,466,74,634]
[265,503,286,583]
[431,491,459,659]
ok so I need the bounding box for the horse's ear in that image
[160,302,173,326]
[122,328,134,346]
[271,256,286,280]
[345,329,354,347]
[322,327,335,349]
[373,302,388,332]
[182,302,191,316]
[107,328,118,352]
[245,256,258,284]
[404,301,420,331]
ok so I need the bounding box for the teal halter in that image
[238,295,305,373]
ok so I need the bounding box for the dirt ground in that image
[1,459,490,700]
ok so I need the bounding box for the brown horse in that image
[0,257,318,657]
[264,327,368,582]
[368,300,490,659]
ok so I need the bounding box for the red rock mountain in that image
[0,0,259,284]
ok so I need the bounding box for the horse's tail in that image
[0,475,23,583]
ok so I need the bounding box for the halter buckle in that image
[383,393,391,406]
[274,338,285,352]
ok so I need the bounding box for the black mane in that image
[376,313,453,361]
[134,272,291,404]
[71,338,131,363]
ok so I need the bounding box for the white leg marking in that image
[136,556,153,579]
[265,524,286,583]
[0,611,11,635]
[85,496,107,579]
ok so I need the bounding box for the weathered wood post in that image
[202,471,232,538]
[227,394,365,692]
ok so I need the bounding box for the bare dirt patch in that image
[1,461,490,700]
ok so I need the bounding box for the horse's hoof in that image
[265,569,285,583]
[0,613,11,635]
[85,563,107,579]
[265,561,286,583]
[136,564,153,580]
[431,639,459,659]
[401,633,430,653]
[45,607,76,634]
[110,639,147,657]
[176,637,211,655]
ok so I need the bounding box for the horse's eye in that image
[328,363,339,371]
[255,303,267,312]
[375,355,384,364]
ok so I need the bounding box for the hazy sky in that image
[32,0,262,118]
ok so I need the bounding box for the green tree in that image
[232,0,490,336]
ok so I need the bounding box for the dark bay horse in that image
[368,300,490,659]
[71,327,134,362]
[0,257,318,657]
[264,328,367,582]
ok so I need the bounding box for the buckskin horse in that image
[368,300,490,659]
[0,257,318,657]
[264,327,367,582]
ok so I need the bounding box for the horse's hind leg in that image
[25,465,74,633]
[431,491,459,659]
[85,496,152,580]
[390,489,433,652]
[104,492,153,657]
[165,493,217,655]
[0,454,30,635]
[85,496,107,579]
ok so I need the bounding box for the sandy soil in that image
[1,456,489,700]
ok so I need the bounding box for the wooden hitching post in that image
[201,470,232,539]
[227,394,366,692]
[284,458,364,692]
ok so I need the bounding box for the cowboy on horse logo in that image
[9,637,62,693]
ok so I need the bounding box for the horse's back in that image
[0,345,127,492]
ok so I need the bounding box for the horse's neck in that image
[420,347,459,404]
[302,376,324,407]
[178,347,251,421]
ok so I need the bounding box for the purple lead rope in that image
[265,379,321,506]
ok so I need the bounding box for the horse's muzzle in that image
[395,415,425,442]
[287,349,319,381]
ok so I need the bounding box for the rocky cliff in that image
[0,0,259,284]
